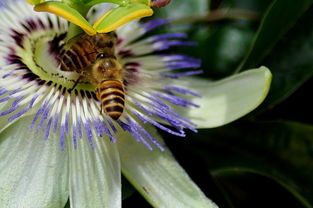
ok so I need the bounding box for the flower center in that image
[11,20,97,92]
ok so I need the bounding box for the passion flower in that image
[0,1,271,207]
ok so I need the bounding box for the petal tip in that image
[254,66,272,106]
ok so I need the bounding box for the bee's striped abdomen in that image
[98,80,125,120]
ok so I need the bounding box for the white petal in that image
[0,115,69,208]
[68,133,121,208]
[175,66,271,128]
[117,124,218,208]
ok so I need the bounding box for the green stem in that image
[66,24,84,42]
[63,1,91,41]
[84,0,130,7]
[171,9,260,24]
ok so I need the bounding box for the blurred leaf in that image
[260,77,313,124]
[151,0,209,36]
[153,0,272,78]
[227,0,273,12]
[153,0,209,20]
[26,0,43,5]
[214,171,306,208]
[201,23,254,78]
[237,0,313,71]
[188,120,313,208]
[258,7,313,109]
[200,0,273,77]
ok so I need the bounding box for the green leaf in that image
[117,124,218,208]
[34,1,96,35]
[199,0,272,78]
[257,7,313,109]
[93,2,153,33]
[228,0,273,12]
[173,66,271,128]
[26,0,44,5]
[153,0,208,20]
[237,0,313,71]
[212,171,306,208]
[131,0,150,5]
[189,120,313,208]
[202,24,254,78]
[0,116,69,207]
[85,0,130,7]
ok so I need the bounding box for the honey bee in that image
[59,32,125,120]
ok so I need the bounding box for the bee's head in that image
[92,53,122,81]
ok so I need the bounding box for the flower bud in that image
[151,0,171,8]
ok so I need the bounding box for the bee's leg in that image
[69,76,82,91]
